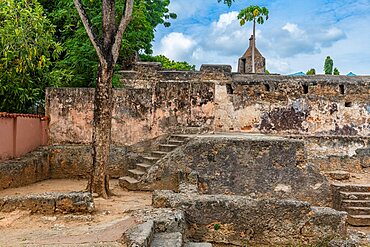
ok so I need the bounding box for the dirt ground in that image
[0,179,152,246]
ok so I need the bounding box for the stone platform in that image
[136,133,332,206]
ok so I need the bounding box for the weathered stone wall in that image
[46,63,369,146]
[0,148,50,190]
[300,136,369,172]
[46,66,217,145]
[216,74,369,136]
[141,135,332,207]
[0,144,140,191]
[48,145,136,179]
[153,190,347,246]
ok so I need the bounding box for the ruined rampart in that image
[46,63,369,146]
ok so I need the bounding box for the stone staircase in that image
[119,135,190,190]
[122,209,212,247]
[332,183,370,226]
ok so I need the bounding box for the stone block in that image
[327,171,351,180]
[0,192,94,214]
[152,190,347,246]
[151,232,183,247]
[121,220,154,247]
[146,135,332,206]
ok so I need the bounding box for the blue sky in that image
[152,0,370,75]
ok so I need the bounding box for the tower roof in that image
[240,35,263,59]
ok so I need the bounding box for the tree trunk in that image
[252,18,256,74]
[74,0,133,198]
[88,64,114,198]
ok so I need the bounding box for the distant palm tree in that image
[238,6,269,73]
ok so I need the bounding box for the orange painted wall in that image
[0,118,14,161]
[0,114,48,161]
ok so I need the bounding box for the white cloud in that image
[205,11,249,56]
[282,23,305,38]
[214,11,239,30]
[155,32,197,61]
[168,0,204,19]
[265,23,346,58]
[316,27,346,47]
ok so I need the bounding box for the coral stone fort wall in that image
[46,62,369,146]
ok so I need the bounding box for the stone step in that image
[168,139,185,145]
[326,171,350,181]
[151,151,169,158]
[184,242,213,247]
[347,215,370,226]
[150,232,183,247]
[333,183,370,193]
[136,163,151,172]
[159,144,179,152]
[143,156,161,164]
[170,135,190,141]
[122,220,154,247]
[346,207,370,215]
[340,191,370,200]
[118,176,139,190]
[342,200,370,208]
[128,169,146,180]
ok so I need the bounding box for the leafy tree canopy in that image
[324,56,333,75]
[0,0,64,113]
[238,5,269,26]
[218,0,235,7]
[39,0,176,87]
[140,55,195,71]
[306,68,316,75]
[333,67,340,75]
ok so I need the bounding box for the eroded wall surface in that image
[216,74,369,136]
[143,135,332,207]
[46,63,369,146]
[46,64,219,145]
[301,136,369,172]
[153,190,347,246]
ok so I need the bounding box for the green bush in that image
[0,0,65,113]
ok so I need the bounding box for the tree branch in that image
[102,0,116,49]
[112,0,134,64]
[73,0,106,65]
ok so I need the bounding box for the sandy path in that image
[0,179,152,246]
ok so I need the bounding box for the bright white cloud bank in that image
[156,32,197,61]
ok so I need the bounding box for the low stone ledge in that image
[0,148,49,191]
[133,208,186,234]
[153,190,347,246]
[121,220,154,247]
[0,192,94,214]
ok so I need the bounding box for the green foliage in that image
[0,0,66,113]
[218,0,235,7]
[324,56,333,75]
[214,223,221,231]
[238,6,269,26]
[265,69,270,75]
[306,68,316,75]
[333,67,340,75]
[140,55,195,71]
[40,0,176,87]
